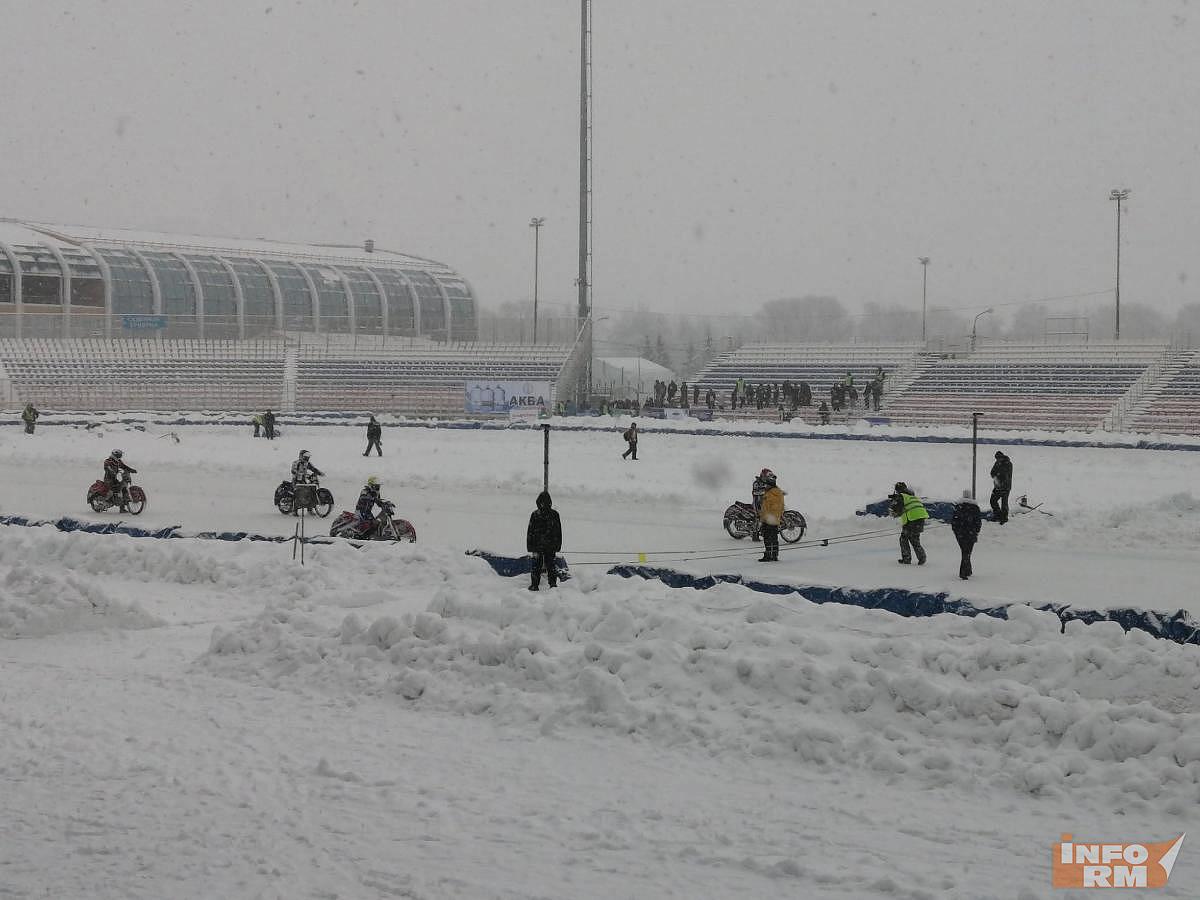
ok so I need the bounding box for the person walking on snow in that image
[757,471,785,562]
[622,421,639,460]
[364,415,383,456]
[21,403,39,434]
[951,490,982,580]
[526,491,562,590]
[263,410,277,440]
[990,451,1013,524]
[890,481,928,565]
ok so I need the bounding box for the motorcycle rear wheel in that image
[276,496,294,515]
[724,516,752,540]
[88,494,107,513]
[314,489,334,518]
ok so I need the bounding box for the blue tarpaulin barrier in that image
[2,515,1194,646]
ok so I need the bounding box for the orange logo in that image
[1053,833,1186,889]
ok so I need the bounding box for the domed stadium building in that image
[0,220,477,341]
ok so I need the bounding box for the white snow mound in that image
[201,574,1200,813]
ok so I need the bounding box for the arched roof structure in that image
[0,220,477,341]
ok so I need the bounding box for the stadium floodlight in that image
[918,257,931,344]
[1109,188,1130,341]
[530,217,546,343]
[971,307,993,352]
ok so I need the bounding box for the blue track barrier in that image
[2,514,1194,646]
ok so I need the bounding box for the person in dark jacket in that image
[951,490,982,579]
[818,400,830,424]
[364,415,383,456]
[989,451,1013,524]
[622,421,638,460]
[103,449,137,511]
[22,403,39,434]
[263,410,277,439]
[526,491,562,590]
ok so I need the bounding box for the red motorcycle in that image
[329,503,416,542]
[87,473,147,515]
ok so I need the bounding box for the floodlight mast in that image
[1109,188,1130,341]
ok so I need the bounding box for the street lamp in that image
[529,217,545,343]
[971,307,993,351]
[918,257,930,343]
[1109,188,1129,341]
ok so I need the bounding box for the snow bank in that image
[0,558,160,637]
[201,571,1200,815]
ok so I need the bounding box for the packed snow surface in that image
[1,421,1197,898]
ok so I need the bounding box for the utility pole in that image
[971,412,984,498]
[530,217,545,343]
[917,257,930,344]
[1109,188,1130,341]
[577,0,592,406]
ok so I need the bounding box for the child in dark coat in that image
[526,491,563,590]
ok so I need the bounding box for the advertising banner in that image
[464,380,552,415]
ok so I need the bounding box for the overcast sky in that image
[1,1,1197,322]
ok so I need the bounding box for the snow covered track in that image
[3,421,1199,897]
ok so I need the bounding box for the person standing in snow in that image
[622,421,638,460]
[363,415,383,456]
[951,490,982,580]
[21,403,39,434]
[989,451,1013,524]
[526,491,562,590]
[263,410,277,440]
[889,481,928,565]
[252,413,263,438]
[757,471,785,562]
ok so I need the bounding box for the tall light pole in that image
[971,307,993,351]
[529,217,545,343]
[918,257,930,343]
[1109,188,1130,341]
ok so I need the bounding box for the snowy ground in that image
[1,421,1197,898]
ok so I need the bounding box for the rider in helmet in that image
[103,449,137,511]
[355,476,392,535]
[290,449,324,486]
[750,468,776,541]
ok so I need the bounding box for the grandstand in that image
[0,335,580,415]
[694,343,922,412]
[1124,348,1200,435]
[880,343,1171,431]
[691,341,1199,435]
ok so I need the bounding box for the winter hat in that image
[894,482,909,494]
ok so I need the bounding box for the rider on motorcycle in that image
[750,468,775,540]
[103,449,137,512]
[355,476,392,534]
[291,449,324,485]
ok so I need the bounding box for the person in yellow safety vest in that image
[889,481,928,565]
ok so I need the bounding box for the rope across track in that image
[566,519,950,567]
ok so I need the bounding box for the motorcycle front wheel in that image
[724,516,752,540]
[779,511,807,543]
[125,495,146,516]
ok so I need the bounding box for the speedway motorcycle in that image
[86,472,147,515]
[274,478,334,517]
[722,501,806,543]
[329,502,417,543]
